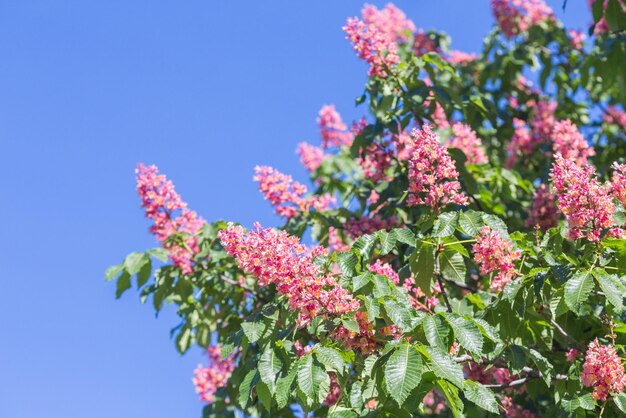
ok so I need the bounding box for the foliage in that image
[107,1,626,417]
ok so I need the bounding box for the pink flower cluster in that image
[568,29,585,50]
[219,222,359,325]
[343,17,400,77]
[331,311,378,354]
[448,122,488,165]
[501,396,535,418]
[407,125,468,209]
[358,140,394,182]
[472,226,521,291]
[604,106,626,128]
[581,339,626,401]
[491,0,554,38]
[136,164,205,275]
[551,119,594,166]
[317,105,354,148]
[192,345,236,404]
[361,3,415,43]
[566,348,581,362]
[531,100,557,143]
[296,142,325,173]
[464,361,520,390]
[447,50,477,65]
[323,372,341,406]
[550,154,616,241]
[506,118,535,168]
[254,166,334,219]
[345,214,397,240]
[611,163,626,208]
[526,183,559,230]
[369,260,440,310]
[368,259,399,284]
[413,30,439,56]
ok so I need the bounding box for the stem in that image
[442,239,476,247]
[435,252,453,312]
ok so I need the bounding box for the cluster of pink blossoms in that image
[568,29,585,50]
[472,226,521,291]
[581,339,626,401]
[345,214,397,240]
[526,183,559,230]
[358,140,394,182]
[369,260,440,310]
[361,3,415,43]
[219,223,359,325]
[447,50,477,65]
[604,106,626,128]
[343,17,400,77]
[296,142,325,173]
[254,166,334,219]
[407,125,468,209]
[317,105,354,148]
[413,30,439,56]
[192,345,236,404]
[566,348,581,362]
[550,154,616,242]
[331,311,379,354]
[491,0,554,38]
[136,164,205,275]
[551,119,595,166]
[506,118,533,168]
[501,396,535,418]
[448,122,488,165]
[611,163,626,208]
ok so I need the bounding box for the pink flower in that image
[501,396,535,418]
[219,222,359,325]
[317,105,354,148]
[192,345,236,404]
[393,131,414,161]
[526,183,559,230]
[449,342,460,355]
[328,227,350,253]
[530,100,557,143]
[604,106,626,128]
[581,339,626,401]
[407,125,468,209]
[136,164,206,275]
[447,50,477,65]
[472,226,521,291]
[358,140,394,182]
[254,166,334,219]
[343,17,400,78]
[345,214,397,240]
[568,29,585,49]
[296,142,325,172]
[491,0,553,38]
[413,30,439,56]
[361,3,415,43]
[611,162,626,208]
[331,311,378,354]
[566,348,581,362]
[550,154,615,242]
[368,259,400,285]
[448,122,488,165]
[367,190,380,205]
[323,372,342,406]
[551,119,595,166]
[506,118,534,168]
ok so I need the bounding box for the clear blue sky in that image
[0,1,588,417]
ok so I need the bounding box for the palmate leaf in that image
[422,346,465,388]
[439,250,466,283]
[432,212,459,238]
[463,380,499,413]
[444,313,484,355]
[564,270,595,313]
[384,344,423,406]
[259,346,283,394]
[458,210,483,236]
[423,314,449,351]
[593,270,624,311]
[410,244,435,296]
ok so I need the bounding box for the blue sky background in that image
[0,1,589,417]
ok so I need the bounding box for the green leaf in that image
[394,228,416,246]
[440,250,466,283]
[564,270,595,313]
[124,252,149,275]
[379,229,398,255]
[463,380,498,413]
[445,314,484,355]
[315,347,345,374]
[352,233,377,257]
[423,346,465,388]
[136,258,152,288]
[423,314,449,351]
[297,355,316,400]
[115,271,131,299]
[458,210,483,236]
[329,408,358,418]
[384,344,423,406]
[148,247,169,262]
[433,212,459,238]
[353,271,374,292]
[614,393,626,413]
[275,366,296,409]
[241,317,266,343]
[337,252,359,277]
[384,298,415,332]
[105,264,123,281]
[256,380,273,412]
[410,244,435,296]
[259,346,283,394]
[593,270,624,311]
[175,326,193,354]
[238,369,257,408]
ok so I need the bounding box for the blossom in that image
[407,125,468,209]
[604,106,626,128]
[568,29,585,49]
[345,214,397,240]
[368,259,400,285]
[472,226,521,291]
[323,372,342,406]
[551,119,594,166]
[343,17,400,78]
[491,0,554,38]
[192,345,236,404]
[501,396,536,418]
[566,348,581,362]
[331,311,378,354]
[393,131,414,161]
[526,183,559,230]
[361,3,415,43]
[136,164,206,275]
[328,227,350,253]
[530,100,557,143]
[413,30,439,56]
[296,142,325,172]
[447,50,477,65]
[219,222,359,325]
[581,339,626,401]
[506,118,535,168]
[611,162,626,208]
[550,154,615,241]
[317,105,353,148]
[358,140,394,182]
[254,166,334,219]
[367,190,380,205]
[448,122,488,165]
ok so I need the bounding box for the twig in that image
[454,354,473,363]
[434,251,453,313]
